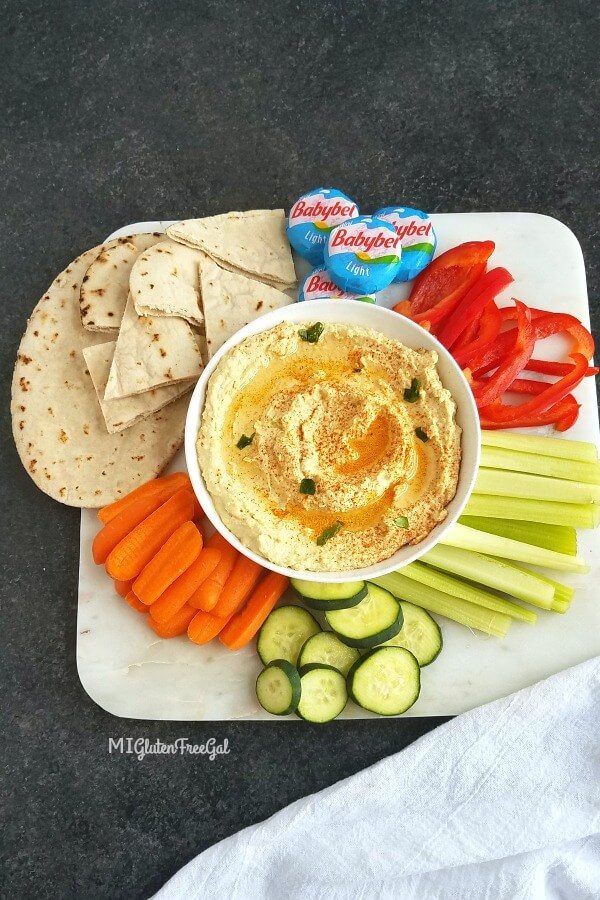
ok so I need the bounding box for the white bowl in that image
[185,299,481,583]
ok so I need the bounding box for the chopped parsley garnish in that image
[298,322,324,343]
[415,426,429,442]
[299,478,316,495]
[316,520,344,546]
[403,378,421,403]
[393,516,409,528]
[236,433,255,449]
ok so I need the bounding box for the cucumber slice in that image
[298,632,361,676]
[257,605,321,666]
[291,578,367,610]
[256,660,301,715]
[382,601,442,666]
[297,664,348,723]
[325,584,402,648]
[347,647,420,715]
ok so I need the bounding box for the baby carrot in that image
[191,532,239,612]
[148,603,196,638]
[219,573,289,650]
[98,472,191,524]
[105,488,195,582]
[187,610,231,645]
[211,554,263,619]
[124,590,148,613]
[114,579,132,598]
[149,547,222,624]
[93,492,177,565]
[133,521,203,605]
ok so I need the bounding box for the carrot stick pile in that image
[94,472,289,651]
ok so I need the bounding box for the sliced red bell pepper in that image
[394,240,495,326]
[472,301,535,409]
[453,301,502,368]
[478,394,579,430]
[505,377,549,395]
[479,353,588,422]
[555,403,581,432]
[525,358,598,377]
[472,309,595,376]
[436,268,513,350]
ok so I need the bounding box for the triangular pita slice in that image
[167,210,296,288]
[199,254,291,358]
[131,239,204,327]
[104,295,203,400]
[83,342,194,433]
[80,232,163,332]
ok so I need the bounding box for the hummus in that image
[198,321,461,571]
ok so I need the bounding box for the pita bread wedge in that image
[80,232,163,332]
[11,247,188,508]
[83,342,194,434]
[167,210,296,288]
[199,253,291,358]
[131,239,204,326]
[104,295,203,400]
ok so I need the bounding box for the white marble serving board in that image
[77,212,600,720]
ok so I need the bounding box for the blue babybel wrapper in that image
[324,215,402,294]
[298,266,376,303]
[287,188,359,265]
[374,207,436,282]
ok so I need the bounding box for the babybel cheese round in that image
[287,188,359,265]
[298,266,376,303]
[374,206,436,282]
[324,215,402,293]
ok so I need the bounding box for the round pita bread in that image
[80,233,164,332]
[12,246,188,508]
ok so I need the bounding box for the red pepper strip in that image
[472,302,535,409]
[394,240,495,325]
[471,310,595,376]
[480,353,588,422]
[505,377,549,395]
[555,403,581,432]
[453,317,479,352]
[453,301,502,368]
[478,394,579,430]
[525,358,599,377]
[436,268,513,350]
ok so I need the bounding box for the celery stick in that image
[480,445,600,485]
[403,561,537,624]
[481,430,598,463]
[551,598,570,614]
[459,515,577,556]
[466,494,600,530]
[442,523,589,574]
[475,469,600,504]
[372,573,511,638]
[424,544,555,608]
[508,566,575,604]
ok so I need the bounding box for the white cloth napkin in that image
[155,657,600,900]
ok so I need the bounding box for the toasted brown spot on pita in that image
[91,288,106,296]
[81,305,90,316]
[82,275,90,282]
[256,301,264,310]
[83,424,90,435]
[29,459,37,473]
[59,429,68,443]
[33,330,39,336]
[19,354,32,364]
[108,311,114,317]
[44,469,51,480]
[47,407,54,415]
[19,420,24,430]
[132,455,145,461]
[152,333,160,341]
[19,405,26,412]
[59,487,66,497]
[159,348,167,357]
[20,377,30,391]
[149,284,154,289]
[70,350,76,358]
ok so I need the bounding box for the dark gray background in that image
[1,1,598,897]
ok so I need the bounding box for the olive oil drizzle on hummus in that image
[223,342,431,538]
